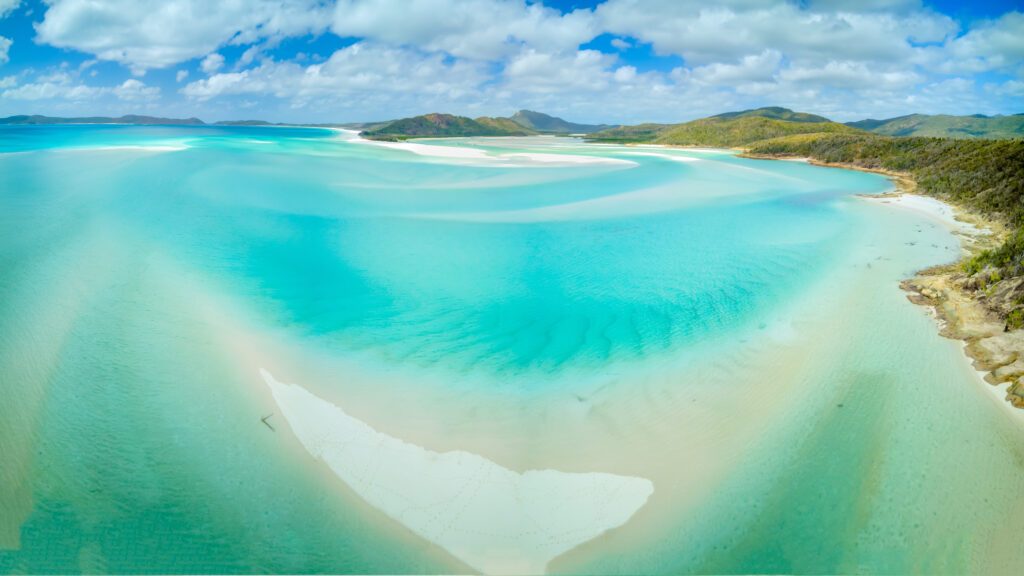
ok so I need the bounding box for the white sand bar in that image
[261,369,654,574]
[340,130,636,167]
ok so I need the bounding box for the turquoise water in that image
[1,126,1022,574]
[3,126,885,380]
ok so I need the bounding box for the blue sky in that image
[0,0,1021,123]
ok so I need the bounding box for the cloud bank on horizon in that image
[0,0,1021,123]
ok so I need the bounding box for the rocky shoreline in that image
[744,152,1024,411]
[861,181,1024,410]
[902,264,1024,410]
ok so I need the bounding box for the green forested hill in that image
[747,133,1024,303]
[508,110,609,133]
[588,108,858,147]
[653,116,857,147]
[711,106,832,123]
[359,110,607,140]
[360,113,535,140]
[748,133,1024,220]
[581,123,672,143]
[847,113,1024,139]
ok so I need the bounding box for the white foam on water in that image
[260,368,654,575]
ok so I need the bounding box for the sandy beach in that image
[864,192,1024,420]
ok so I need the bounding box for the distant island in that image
[357,110,609,141]
[0,115,302,127]
[847,113,1024,139]
[0,114,206,125]
[586,106,858,147]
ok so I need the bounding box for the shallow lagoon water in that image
[1,127,1022,574]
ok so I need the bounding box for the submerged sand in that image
[865,193,1024,416]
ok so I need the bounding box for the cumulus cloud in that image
[503,49,616,93]
[610,37,631,51]
[8,0,1021,122]
[0,36,10,65]
[1,72,103,100]
[778,61,921,90]
[691,50,782,85]
[332,0,597,60]
[0,0,20,18]
[182,42,487,111]
[35,0,332,71]
[1,72,159,102]
[596,0,956,65]
[940,11,1024,73]
[992,80,1024,97]
[201,53,225,74]
[113,78,160,100]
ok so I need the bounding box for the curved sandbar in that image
[261,369,654,574]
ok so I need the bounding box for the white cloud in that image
[182,42,487,111]
[8,0,1019,122]
[503,49,616,93]
[35,0,333,71]
[0,0,20,19]
[239,45,263,67]
[1,72,103,100]
[992,80,1024,98]
[778,61,921,90]
[0,75,15,88]
[201,53,225,74]
[0,36,10,65]
[332,0,597,60]
[596,0,955,65]
[691,50,782,85]
[613,65,636,82]
[0,71,158,102]
[113,78,159,100]
[940,11,1024,73]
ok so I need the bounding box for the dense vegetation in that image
[748,132,1024,283]
[847,113,1024,139]
[748,133,1024,222]
[587,107,857,147]
[654,116,857,147]
[580,123,672,143]
[361,113,535,140]
[360,110,607,140]
[711,106,831,123]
